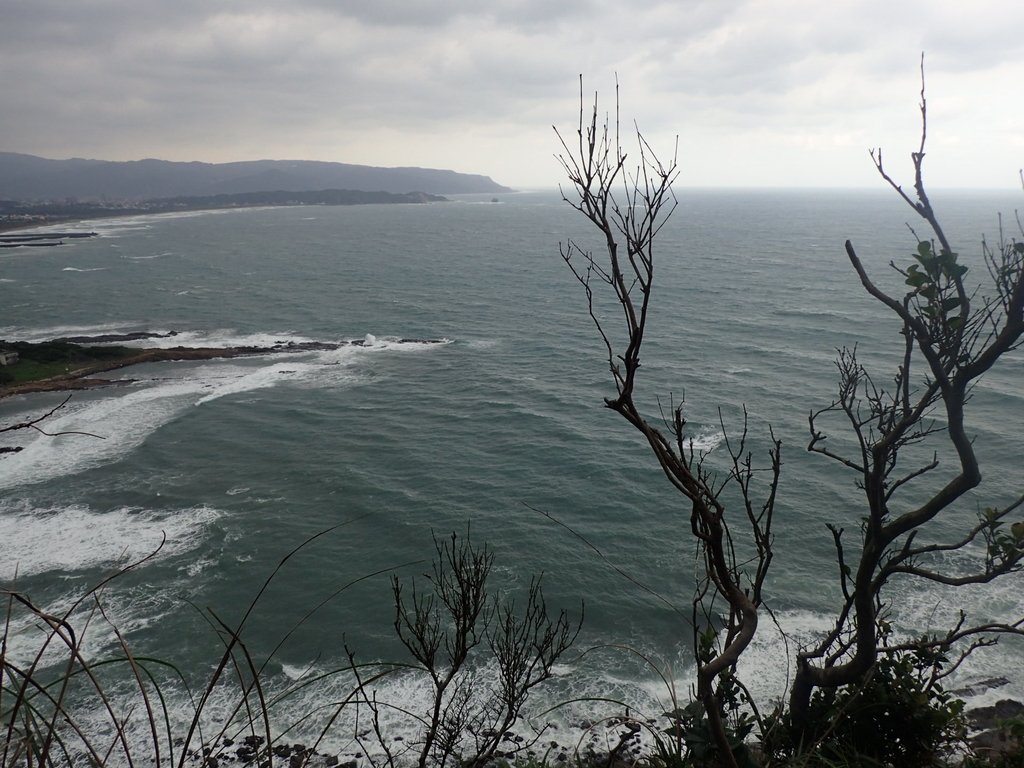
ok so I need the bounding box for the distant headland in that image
[0,152,512,231]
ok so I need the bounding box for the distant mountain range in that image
[0,153,512,201]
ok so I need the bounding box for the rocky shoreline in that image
[190,714,655,768]
[187,697,1024,768]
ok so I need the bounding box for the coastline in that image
[0,336,446,400]
[0,189,452,234]
[0,346,267,398]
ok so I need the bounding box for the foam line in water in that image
[139,329,321,349]
[736,594,1024,710]
[0,377,217,489]
[191,338,448,404]
[0,500,221,579]
[0,324,453,351]
[1,321,139,342]
[181,652,683,761]
[687,426,725,452]
[0,335,449,488]
[124,251,174,260]
[193,358,342,405]
[78,208,239,236]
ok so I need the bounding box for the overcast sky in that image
[3,0,1022,189]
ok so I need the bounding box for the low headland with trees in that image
[0,333,446,399]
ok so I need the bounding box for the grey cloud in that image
[2,0,1023,186]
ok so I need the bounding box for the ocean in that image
[1,188,1022,757]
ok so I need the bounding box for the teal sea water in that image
[1,189,1022,749]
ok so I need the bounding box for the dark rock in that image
[968,699,1024,760]
[969,699,1024,730]
[953,677,1012,698]
[971,728,1011,754]
[55,331,182,344]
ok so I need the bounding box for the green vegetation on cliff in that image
[0,340,140,386]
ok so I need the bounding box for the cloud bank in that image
[3,0,1022,188]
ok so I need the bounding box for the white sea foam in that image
[81,209,237,238]
[687,426,725,452]
[281,662,315,681]
[0,515,219,674]
[735,583,1024,712]
[184,554,221,577]
[138,329,322,349]
[0,500,221,579]
[734,608,836,709]
[124,251,174,260]
[0,379,211,489]
[62,266,106,272]
[194,358,351,405]
[0,321,136,342]
[0,334,449,489]
[356,336,453,353]
[0,323,450,353]
[229,651,667,762]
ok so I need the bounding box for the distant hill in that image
[0,153,512,201]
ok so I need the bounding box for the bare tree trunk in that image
[556,79,778,768]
